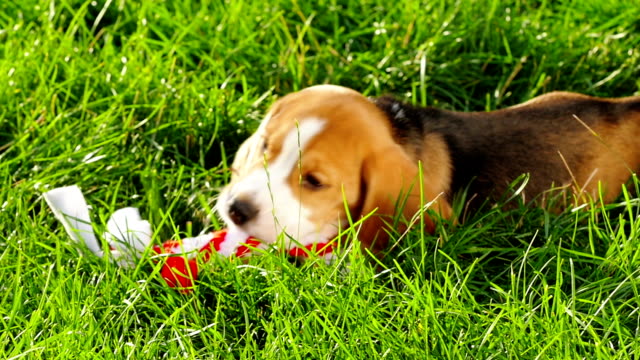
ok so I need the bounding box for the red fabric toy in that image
[153,229,335,292]
[152,229,260,290]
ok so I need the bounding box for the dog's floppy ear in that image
[358,143,452,255]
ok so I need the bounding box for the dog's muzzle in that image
[227,198,259,226]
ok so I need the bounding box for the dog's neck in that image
[373,96,454,200]
[373,95,427,153]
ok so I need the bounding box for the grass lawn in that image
[2,0,640,358]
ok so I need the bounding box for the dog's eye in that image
[262,140,268,152]
[302,173,324,190]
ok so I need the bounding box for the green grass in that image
[2,0,640,358]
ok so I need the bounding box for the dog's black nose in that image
[228,198,258,226]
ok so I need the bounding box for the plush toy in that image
[151,229,261,290]
[43,185,335,292]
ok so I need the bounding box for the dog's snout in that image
[228,198,258,226]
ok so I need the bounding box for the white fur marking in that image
[218,117,329,247]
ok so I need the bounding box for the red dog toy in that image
[43,185,335,293]
[153,229,335,292]
[152,229,260,290]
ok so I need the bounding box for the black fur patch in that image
[374,95,425,140]
[373,96,446,157]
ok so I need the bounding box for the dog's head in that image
[216,85,451,254]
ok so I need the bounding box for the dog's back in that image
[376,92,640,205]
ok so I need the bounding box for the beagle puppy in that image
[216,85,640,256]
